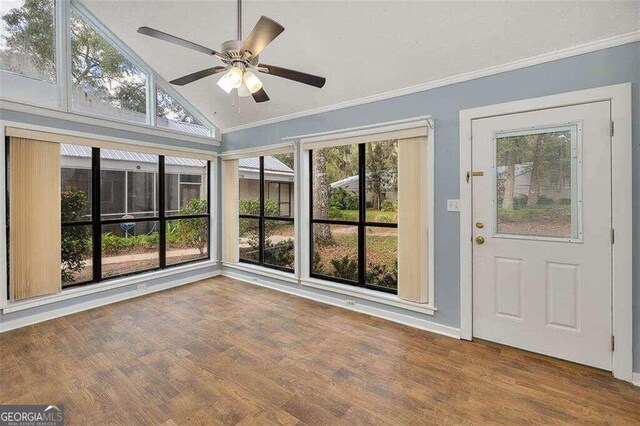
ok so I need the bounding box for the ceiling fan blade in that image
[252,88,270,103]
[137,26,227,61]
[258,63,326,88]
[170,66,227,86]
[240,16,284,57]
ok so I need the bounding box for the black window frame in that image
[6,139,211,293]
[309,144,398,294]
[239,156,295,273]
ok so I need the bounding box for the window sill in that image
[2,260,219,314]
[222,262,298,284]
[301,277,436,315]
[221,263,436,316]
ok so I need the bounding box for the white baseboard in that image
[0,269,220,333]
[222,269,460,339]
[633,372,640,387]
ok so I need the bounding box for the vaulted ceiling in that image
[83,0,639,131]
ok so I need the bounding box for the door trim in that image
[459,83,633,382]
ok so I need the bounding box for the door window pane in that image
[239,218,259,262]
[71,10,147,124]
[166,218,208,266]
[263,220,294,270]
[365,140,398,223]
[366,227,397,290]
[156,87,209,136]
[61,225,92,286]
[312,145,359,221]
[239,157,260,216]
[496,127,577,239]
[101,221,159,279]
[0,0,56,82]
[61,144,92,222]
[312,224,358,281]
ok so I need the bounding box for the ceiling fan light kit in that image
[137,0,325,103]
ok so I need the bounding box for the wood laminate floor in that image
[1,276,638,425]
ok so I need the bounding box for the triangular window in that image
[70,9,147,124]
[156,87,208,136]
[0,0,56,82]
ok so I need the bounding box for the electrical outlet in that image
[346,300,356,307]
[447,199,461,212]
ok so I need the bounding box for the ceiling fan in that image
[137,0,326,103]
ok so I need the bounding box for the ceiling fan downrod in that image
[237,0,242,41]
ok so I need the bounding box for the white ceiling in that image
[83,0,639,131]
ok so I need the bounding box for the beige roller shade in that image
[6,127,215,160]
[397,136,430,303]
[9,137,62,300]
[222,159,239,263]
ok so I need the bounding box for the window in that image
[100,150,159,279]
[71,10,147,124]
[495,125,579,239]
[156,87,209,136]
[61,144,92,286]
[164,156,209,266]
[238,154,295,271]
[1,2,216,136]
[310,140,398,293]
[46,143,210,289]
[0,0,56,82]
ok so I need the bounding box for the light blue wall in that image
[223,42,639,370]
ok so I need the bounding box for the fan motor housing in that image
[221,40,259,66]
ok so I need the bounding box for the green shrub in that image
[329,187,359,210]
[330,255,358,281]
[312,251,322,273]
[61,191,91,283]
[173,198,208,254]
[239,198,280,216]
[381,200,397,212]
[101,231,159,255]
[366,260,397,289]
[239,199,281,236]
[263,238,294,268]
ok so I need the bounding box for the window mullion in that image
[358,143,366,287]
[56,0,71,110]
[148,73,156,126]
[159,156,166,268]
[259,156,265,265]
[91,147,102,281]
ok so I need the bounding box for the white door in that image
[472,101,612,370]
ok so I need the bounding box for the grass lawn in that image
[329,209,397,223]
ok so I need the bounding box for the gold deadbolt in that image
[466,170,485,183]
[475,236,485,244]
[475,222,484,229]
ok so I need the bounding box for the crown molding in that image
[221,30,640,135]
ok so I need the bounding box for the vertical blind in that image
[9,137,62,300]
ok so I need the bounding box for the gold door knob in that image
[475,236,485,244]
[475,222,484,229]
